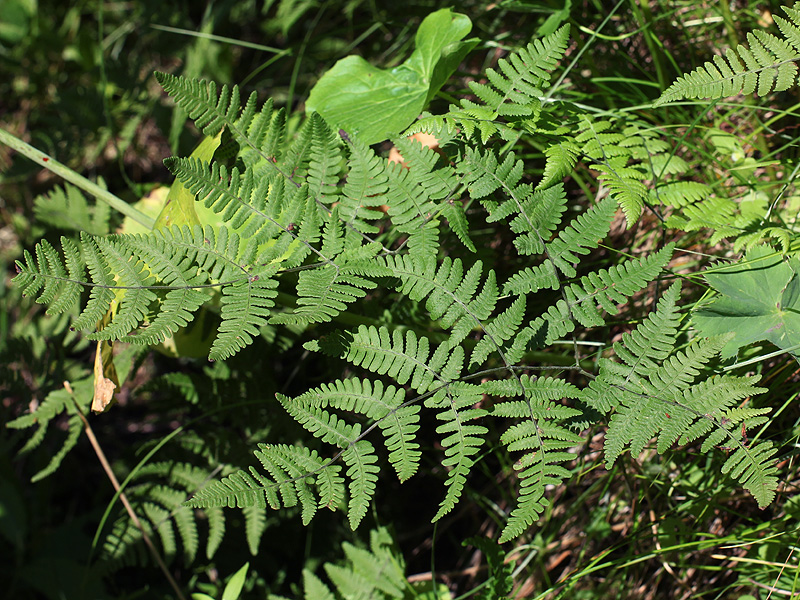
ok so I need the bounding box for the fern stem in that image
[0,128,156,230]
[66,382,187,600]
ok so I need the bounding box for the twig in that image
[65,381,187,600]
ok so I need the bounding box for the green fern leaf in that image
[316,325,449,393]
[483,375,581,541]
[427,382,488,521]
[339,137,390,234]
[307,113,343,206]
[657,16,800,105]
[539,141,580,190]
[383,254,498,348]
[343,440,380,529]
[298,377,421,482]
[33,183,109,235]
[583,282,775,506]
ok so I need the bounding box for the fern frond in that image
[163,157,287,246]
[657,10,800,105]
[382,136,457,235]
[212,269,279,360]
[156,73,286,168]
[483,375,581,541]
[113,234,211,345]
[6,377,93,482]
[296,528,406,600]
[342,440,380,529]
[650,181,712,208]
[33,183,109,235]
[470,296,526,366]
[307,113,343,206]
[384,254,498,349]
[315,325,447,393]
[269,211,386,325]
[15,237,85,316]
[103,461,237,566]
[510,243,674,347]
[298,378,421,482]
[503,195,617,295]
[539,141,580,190]
[436,25,570,142]
[339,137,390,234]
[582,282,775,506]
[426,382,488,521]
[575,117,660,225]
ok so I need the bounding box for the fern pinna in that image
[13,23,777,544]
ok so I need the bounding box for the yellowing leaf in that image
[92,339,118,413]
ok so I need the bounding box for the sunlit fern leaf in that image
[650,180,712,208]
[538,141,580,190]
[307,113,343,206]
[272,393,383,527]
[575,117,656,225]
[382,137,456,234]
[458,147,531,216]
[440,200,476,252]
[253,444,344,516]
[777,7,800,51]
[117,234,211,345]
[212,270,279,360]
[581,282,775,506]
[458,150,570,256]
[343,440,380,529]
[156,72,286,169]
[406,218,441,257]
[185,469,270,510]
[426,382,487,521]
[439,25,570,142]
[392,135,459,202]
[88,237,158,341]
[298,378,421,482]
[470,296,526,367]
[277,390,362,448]
[383,254,498,349]
[733,226,793,253]
[596,157,649,226]
[339,137,390,234]
[483,375,582,541]
[656,9,800,106]
[527,244,674,344]
[546,195,617,277]
[314,325,447,394]
[164,157,283,242]
[502,198,640,296]
[269,213,386,325]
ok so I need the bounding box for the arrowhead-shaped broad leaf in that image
[693,245,800,361]
[305,8,477,145]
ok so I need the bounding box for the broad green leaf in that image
[693,245,800,361]
[154,132,223,230]
[0,0,35,44]
[306,9,476,144]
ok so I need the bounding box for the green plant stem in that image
[0,127,155,229]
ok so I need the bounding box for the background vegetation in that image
[2,1,800,598]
